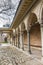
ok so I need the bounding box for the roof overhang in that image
[0,28,12,33]
[11,0,37,29]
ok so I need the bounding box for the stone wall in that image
[30,23,41,47]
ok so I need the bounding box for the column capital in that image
[20,31,24,35]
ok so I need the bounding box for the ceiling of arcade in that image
[11,0,37,29]
[28,13,37,26]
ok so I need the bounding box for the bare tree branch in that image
[0,0,20,27]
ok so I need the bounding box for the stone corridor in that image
[0,44,43,65]
[0,0,43,65]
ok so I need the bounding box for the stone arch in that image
[30,22,41,47]
[27,13,41,47]
[21,22,28,50]
[30,22,42,58]
[27,13,38,30]
[27,12,41,56]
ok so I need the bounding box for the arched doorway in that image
[21,22,27,50]
[27,13,41,59]
[30,23,41,47]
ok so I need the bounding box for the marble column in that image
[12,33,14,45]
[14,36,15,46]
[11,32,14,45]
[17,33,20,48]
[15,34,17,47]
[0,32,2,43]
[20,31,24,50]
[14,36,16,46]
[9,34,11,44]
[27,30,31,54]
[16,35,18,47]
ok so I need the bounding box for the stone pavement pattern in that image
[0,46,43,65]
[24,45,41,60]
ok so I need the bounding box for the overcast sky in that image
[0,0,20,28]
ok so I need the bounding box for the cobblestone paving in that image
[0,46,43,65]
[24,45,41,60]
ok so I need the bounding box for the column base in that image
[28,50,32,54]
[22,48,24,50]
[18,42,20,48]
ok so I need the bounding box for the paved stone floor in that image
[24,45,42,60]
[0,44,43,65]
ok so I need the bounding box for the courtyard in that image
[0,44,42,65]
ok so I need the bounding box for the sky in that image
[0,0,20,28]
